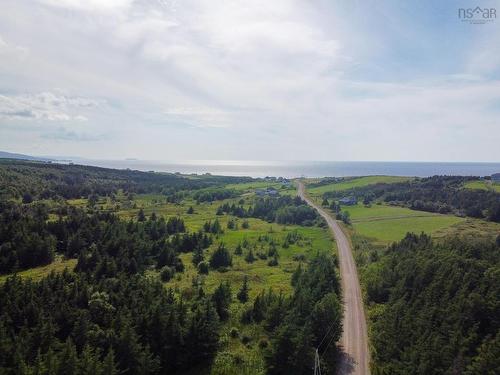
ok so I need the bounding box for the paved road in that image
[297,182,370,375]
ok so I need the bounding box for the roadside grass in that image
[306,175,412,197]
[464,180,500,193]
[0,256,77,284]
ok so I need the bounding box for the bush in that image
[292,254,306,262]
[258,338,269,349]
[22,192,33,204]
[229,327,239,338]
[197,261,209,274]
[241,335,251,345]
[267,255,279,267]
[160,266,174,282]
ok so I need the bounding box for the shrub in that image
[258,338,269,349]
[197,261,209,274]
[292,254,306,262]
[241,335,251,345]
[160,266,174,282]
[229,327,239,338]
[267,255,279,267]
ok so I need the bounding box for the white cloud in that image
[41,126,102,141]
[162,106,232,128]
[38,0,133,12]
[0,34,29,60]
[0,92,103,121]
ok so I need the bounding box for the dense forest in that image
[322,176,500,222]
[0,160,251,201]
[366,233,500,374]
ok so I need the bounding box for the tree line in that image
[0,160,251,201]
[365,233,500,374]
[322,176,500,222]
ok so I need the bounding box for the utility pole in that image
[313,348,321,375]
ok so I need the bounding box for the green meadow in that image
[341,203,464,244]
[0,256,77,284]
[306,175,412,197]
[464,179,500,193]
[304,176,467,245]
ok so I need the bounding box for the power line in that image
[316,319,335,351]
[313,348,322,375]
[320,329,337,357]
[314,317,340,374]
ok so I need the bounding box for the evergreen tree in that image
[137,208,146,222]
[58,339,78,375]
[237,276,249,303]
[209,243,232,269]
[192,246,204,265]
[102,348,119,375]
[212,282,232,320]
[245,249,256,263]
[234,243,243,256]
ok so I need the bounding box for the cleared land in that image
[306,176,467,245]
[343,203,465,244]
[307,176,412,196]
[464,180,500,193]
[0,256,77,283]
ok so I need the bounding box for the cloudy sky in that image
[0,0,499,162]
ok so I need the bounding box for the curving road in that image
[297,181,370,375]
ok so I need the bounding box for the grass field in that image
[464,180,500,192]
[433,218,500,241]
[0,256,77,284]
[224,181,287,192]
[302,177,468,245]
[306,176,412,197]
[330,202,464,245]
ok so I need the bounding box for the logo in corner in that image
[458,6,497,24]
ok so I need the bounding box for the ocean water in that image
[71,159,500,178]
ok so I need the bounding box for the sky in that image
[0,0,499,162]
